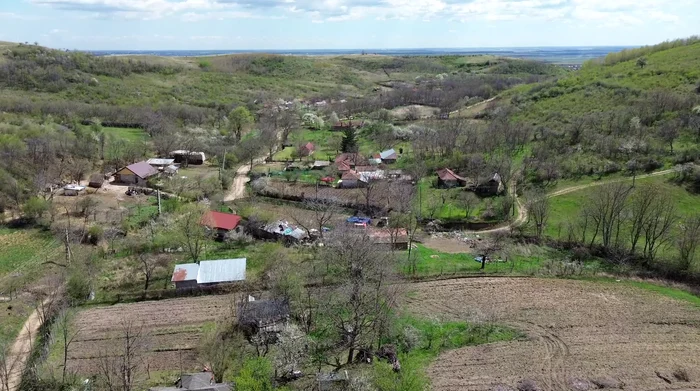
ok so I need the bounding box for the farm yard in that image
[405,277,700,391]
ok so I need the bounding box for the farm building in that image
[335,153,368,171]
[368,228,409,250]
[312,160,331,170]
[88,174,105,188]
[437,168,468,188]
[149,372,231,391]
[164,164,179,177]
[475,173,505,196]
[147,158,175,169]
[170,150,206,165]
[238,297,291,336]
[115,161,159,186]
[339,170,367,188]
[63,184,86,196]
[374,148,398,164]
[332,120,365,131]
[171,258,247,289]
[298,142,315,157]
[201,211,242,239]
[262,220,308,243]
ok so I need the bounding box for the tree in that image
[290,198,338,239]
[641,196,676,261]
[658,120,679,152]
[315,229,397,368]
[236,134,264,170]
[135,253,168,293]
[0,342,11,391]
[329,111,340,125]
[175,205,210,263]
[456,191,478,220]
[678,214,700,270]
[97,320,149,391]
[56,308,82,383]
[229,106,254,142]
[636,57,648,69]
[526,190,550,239]
[586,182,632,249]
[198,326,246,383]
[22,196,49,222]
[341,128,358,153]
[234,357,274,391]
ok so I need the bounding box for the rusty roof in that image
[171,263,199,282]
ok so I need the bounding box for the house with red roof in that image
[334,153,368,171]
[436,168,468,188]
[298,142,315,157]
[339,170,367,188]
[201,211,243,238]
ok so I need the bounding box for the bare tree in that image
[641,199,676,262]
[678,214,700,270]
[56,308,82,383]
[198,324,245,383]
[527,190,549,239]
[587,182,632,249]
[136,253,168,293]
[627,183,658,253]
[97,320,149,391]
[315,229,398,368]
[290,198,339,239]
[175,205,210,263]
[0,342,11,391]
[274,327,308,381]
[458,191,479,220]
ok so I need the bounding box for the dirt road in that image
[224,163,254,202]
[406,277,700,391]
[1,300,47,391]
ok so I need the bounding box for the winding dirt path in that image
[462,168,676,236]
[1,300,48,391]
[224,162,254,202]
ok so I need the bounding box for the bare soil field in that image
[404,278,700,391]
[66,294,239,374]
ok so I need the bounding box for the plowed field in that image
[404,278,700,391]
[67,294,237,374]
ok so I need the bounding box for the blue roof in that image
[347,216,371,224]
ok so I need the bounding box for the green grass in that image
[103,126,149,142]
[406,244,549,276]
[580,277,700,307]
[416,178,501,221]
[0,227,59,277]
[374,315,522,390]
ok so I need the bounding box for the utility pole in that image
[157,189,162,216]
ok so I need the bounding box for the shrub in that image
[67,272,91,303]
[234,357,274,391]
[673,367,690,382]
[517,379,541,391]
[86,225,103,245]
[22,197,49,222]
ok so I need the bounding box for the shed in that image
[377,148,398,164]
[88,174,105,189]
[171,259,247,289]
[238,297,291,335]
[147,158,176,168]
[170,150,206,165]
[115,161,159,186]
[436,168,467,188]
[171,263,200,290]
[340,170,366,188]
[63,184,86,196]
[299,142,315,157]
[312,160,331,170]
[476,173,505,196]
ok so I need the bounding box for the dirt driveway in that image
[404,277,700,391]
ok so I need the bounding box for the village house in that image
[237,297,291,336]
[334,153,368,172]
[339,170,367,188]
[298,142,315,157]
[201,211,242,239]
[149,372,231,391]
[332,119,365,131]
[368,228,409,250]
[115,161,160,186]
[436,168,468,188]
[475,173,505,196]
[171,258,247,290]
[374,148,398,164]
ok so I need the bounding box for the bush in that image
[517,379,541,391]
[22,197,49,222]
[67,272,91,303]
[673,367,690,382]
[234,357,274,391]
[86,225,104,245]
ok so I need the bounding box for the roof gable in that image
[201,211,242,231]
[437,168,466,182]
[124,161,159,179]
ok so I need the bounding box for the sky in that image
[0,0,698,50]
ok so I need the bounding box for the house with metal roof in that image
[171,258,247,289]
[436,168,468,188]
[115,161,160,186]
[147,158,176,168]
[374,148,398,164]
[201,211,242,235]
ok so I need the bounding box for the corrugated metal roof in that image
[197,259,246,284]
[379,149,397,160]
[171,263,199,282]
[147,158,175,166]
[125,161,159,179]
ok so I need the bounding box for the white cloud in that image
[29,0,689,26]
